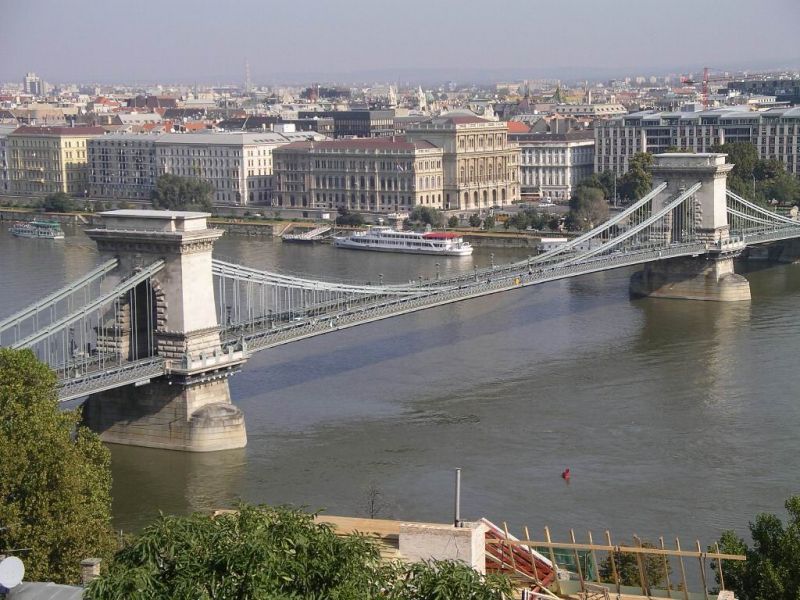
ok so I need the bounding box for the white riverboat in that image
[9,220,65,240]
[334,226,473,256]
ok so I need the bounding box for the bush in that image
[335,207,364,226]
[85,504,512,600]
[41,191,74,212]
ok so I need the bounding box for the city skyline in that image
[2,0,799,85]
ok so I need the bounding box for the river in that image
[1,223,798,549]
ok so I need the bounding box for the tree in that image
[151,173,214,211]
[468,213,482,228]
[335,207,364,226]
[0,349,117,584]
[599,540,670,592]
[447,215,460,228]
[41,191,75,212]
[618,152,653,202]
[569,185,609,230]
[713,496,800,600]
[85,504,512,600]
[577,172,615,201]
[409,205,444,228]
[385,560,513,600]
[483,215,496,229]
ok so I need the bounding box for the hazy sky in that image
[2,0,799,84]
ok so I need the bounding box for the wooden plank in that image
[697,540,709,600]
[570,529,586,593]
[484,539,745,560]
[660,537,672,599]
[588,530,601,584]
[676,538,689,600]
[606,530,621,598]
[545,526,562,596]
[715,542,726,591]
[633,535,649,598]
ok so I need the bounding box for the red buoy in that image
[561,468,571,480]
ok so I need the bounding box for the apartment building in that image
[595,106,800,176]
[509,129,595,201]
[8,126,106,195]
[88,131,326,204]
[405,112,521,210]
[272,137,444,213]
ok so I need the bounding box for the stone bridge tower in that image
[630,153,751,302]
[83,210,247,452]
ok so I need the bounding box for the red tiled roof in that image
[12,125,106,136]
[506,121,531,133]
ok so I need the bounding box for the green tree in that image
[447,215,460,228]
[335,207,364,226]
[618,152,653,201]
[151,173,214,211]
[577,172,615,201]
[86,504,511,600]
[41,191,75,212]
[714,496,800,600]
[483,215,496,229]
[569,185,609,230]
[468,213,482,228]
[0,348,117,584]
[385,560,512,600]
[599,540,670,592]
[409,205,444,228]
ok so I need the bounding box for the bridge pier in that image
[630,255,750,302]
[83,210,247,452]
[629,153,751,302]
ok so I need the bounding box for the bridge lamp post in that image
[267,309,273,329]
[435,263,440,281]
[473,265,478,281]
[490,253,495,270]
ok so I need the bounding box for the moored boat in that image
[334,226,473,256]
[9,220,65,240]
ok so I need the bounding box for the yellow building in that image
[8,126,105,196]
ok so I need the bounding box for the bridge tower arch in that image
[82,210,247,452]
[630,153,751,302]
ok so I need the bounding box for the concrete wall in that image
[399,521,487,573]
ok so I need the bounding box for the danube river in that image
[2,223,798,547]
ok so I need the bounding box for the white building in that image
[595,106,800,177]
[509,130,595,201]
[0,124,17,193]
[88,131,328,204]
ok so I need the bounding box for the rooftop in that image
[278,136,439,152]
[12,125,106,136]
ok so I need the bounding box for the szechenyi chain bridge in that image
[3,153,800,452]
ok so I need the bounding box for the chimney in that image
[80,558,101,586]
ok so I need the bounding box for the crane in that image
[680,67,731,109]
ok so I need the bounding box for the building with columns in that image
[272,137,444,213]
[509,129,595,201]
[404,112,521,211]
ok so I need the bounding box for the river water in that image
[1,223,798,549]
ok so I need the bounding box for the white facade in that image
[0,125,15,193]
[515,134,595,201]
[88,131,328,204]
[595,106,800,177]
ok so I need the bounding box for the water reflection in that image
[110,444,246,531]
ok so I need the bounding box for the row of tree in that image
[710,142,800,206]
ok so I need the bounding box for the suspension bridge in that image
[2,153,800,451]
